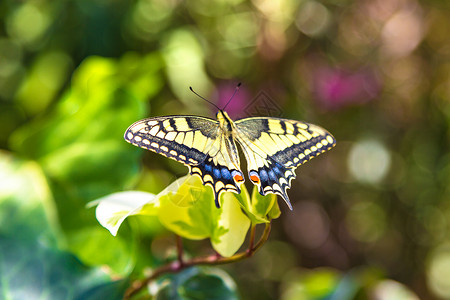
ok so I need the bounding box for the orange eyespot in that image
[233,174,244,183]
[249,171,260,184]
[250,174,260,184]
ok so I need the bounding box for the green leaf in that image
[154,267,239,300]
[211,192,251,257]
[251,186,280,221]
[267,197,281,220]
[0,152,132,294]
[67,227,135,275]
[91,191,158,236]
[234,185,280,225]
[93,175,252,257]
[0,152,60,245]
[157,176,250,257]
[151,176,214,239]
[0,236,128,300]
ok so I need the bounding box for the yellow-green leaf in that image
[92,191,158,236]
[211,192,251,257]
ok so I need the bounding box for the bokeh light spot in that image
[348,139,391,184]
[127,0,178,41]
[6,3,50,46]
[381,8,424,58]
[162,29,211,106]
[218,12,259,49]
[372,279,420,300]
[252,0,297,24]
[427,246,450,298]
[295,1,330,37]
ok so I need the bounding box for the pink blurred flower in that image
[215,82,251,119]
[313,67,382,109]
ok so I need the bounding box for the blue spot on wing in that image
[268,170,277,181]
[259,169,268,181]
[204,164,212,173]
[221,168,232,180]
[272,165,283,176]
[213,168,221,179]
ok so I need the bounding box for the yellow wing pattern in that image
[124,116,245,207]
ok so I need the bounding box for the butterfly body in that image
[125,110,336,209]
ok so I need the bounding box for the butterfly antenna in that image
[189,87,220,110]
[222,82,241,111]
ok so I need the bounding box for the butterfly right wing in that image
[234,117,336,209]
[124,116,244,207]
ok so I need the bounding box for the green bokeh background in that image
[1,0,449,299]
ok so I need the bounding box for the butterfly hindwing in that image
[234,117,336,209]
[124,116,244,207]
[189,134,244,207]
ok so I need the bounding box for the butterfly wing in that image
[234,117,336,209]
[124,116,244,207]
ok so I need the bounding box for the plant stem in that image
[175,235,183,267]
[247,224,256,253]
[123,222,272,299]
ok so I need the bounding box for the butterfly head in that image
[216,110,226,121]
[216,110,234,132]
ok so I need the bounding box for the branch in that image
[123,222,272,299]
[248,224,256,252]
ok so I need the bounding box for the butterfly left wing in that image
[124,116,245,207]
[234,117,336,209]
[125,116,218,165]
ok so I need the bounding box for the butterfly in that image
[124,86,336,210]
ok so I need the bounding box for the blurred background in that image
[1,0,449,299]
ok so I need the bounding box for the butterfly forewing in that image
[124,116,218,165]
[124,116,244,207]
[234,117,336,209]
